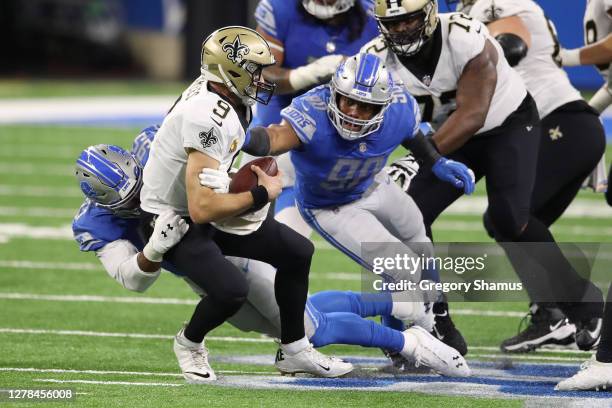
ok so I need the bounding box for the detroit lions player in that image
[366,0,604,357]
[451,0,606,355]
[243,52,474,375]
[73,127,469,378]
[250,0,379,236]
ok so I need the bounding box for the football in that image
[229,156,278,193]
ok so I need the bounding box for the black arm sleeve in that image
[495,33,528,67]
[242,126,271,156]
[401,131,442,167]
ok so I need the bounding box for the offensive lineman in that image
[243,52,474,376]
[138,26,344,380]
[366,0,602,356]
[451,0,606,354]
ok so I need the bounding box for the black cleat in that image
[431,303,468,356]
[501,304,575,353]
[575,318,602,351]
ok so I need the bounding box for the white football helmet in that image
[328,53,393,140]
[302,0,355,19]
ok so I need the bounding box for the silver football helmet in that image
[302,0,355,19]
[328,53,393,140]
[75,144,143,218]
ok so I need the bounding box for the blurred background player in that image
[452,0,606,354]
[554,0,612,391]
[249,0,379,236]
[243,52,475,376]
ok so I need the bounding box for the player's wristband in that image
[560,48,581,67]
[142,243,164,263]
[250,185,269,211]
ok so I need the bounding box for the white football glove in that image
[386,154,420,192]
[143,209,189,262]
[289,54,345,90]
[199,168,231,194]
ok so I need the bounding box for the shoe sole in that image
[501,324,576,353]
[276,366,354,378]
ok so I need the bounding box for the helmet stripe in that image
[355,54,381,88]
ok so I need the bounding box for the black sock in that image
[596,283,612,363]
[184,296,244,344]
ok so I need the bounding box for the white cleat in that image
[555,357,612,391]
[274,345,354,378]
[173,329,217,383]
[400,325,470,377]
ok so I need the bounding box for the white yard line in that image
[0,367,274,376]
[0,185,81,197]
[0,163,73,176]
[0,328,271,343]
[470,353,584,363]
[34,378,183,387]
[0,96,173,125]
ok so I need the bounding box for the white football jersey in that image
[141,75,264,235]
[584,0,612,81]
[362,13,527,134]
[468,0,582,118]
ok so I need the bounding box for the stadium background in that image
[0,1,611,407]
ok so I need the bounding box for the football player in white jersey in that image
[452,0,606,355]
[553,0,612,392]
[562,0,612,195]
[365,0,604,358]
[139,26,347,381]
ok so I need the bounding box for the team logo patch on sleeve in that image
[222,35,250,64]
[283,106,317,141]
[199,128,219,149]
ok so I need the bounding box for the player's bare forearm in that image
[578,33,612,66]
[185,150,254,224]
[136,252,161,272]
[263,66,295,95]
[433,41,497,155]
[256,27,295,94]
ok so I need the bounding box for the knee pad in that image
[487,203,527,240]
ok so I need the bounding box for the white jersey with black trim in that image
[141,75,263,235]
[361,13,527,134]
[468,0,582,118]
[584,0,612,81]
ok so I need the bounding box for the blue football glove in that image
[432,158,475,195]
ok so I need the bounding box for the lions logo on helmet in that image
[328,53,393,140]
[445,0,477,13]
[75,144,143,218]
[374,0,439,56]
[201,26,276,106]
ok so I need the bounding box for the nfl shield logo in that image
[359,143,367,153]
[422,75,432,87]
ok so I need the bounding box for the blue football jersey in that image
[72,200,143,252]
[253,0,379,128]
[281,85,420,209]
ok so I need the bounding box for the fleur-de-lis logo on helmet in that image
[222,35,250,63]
